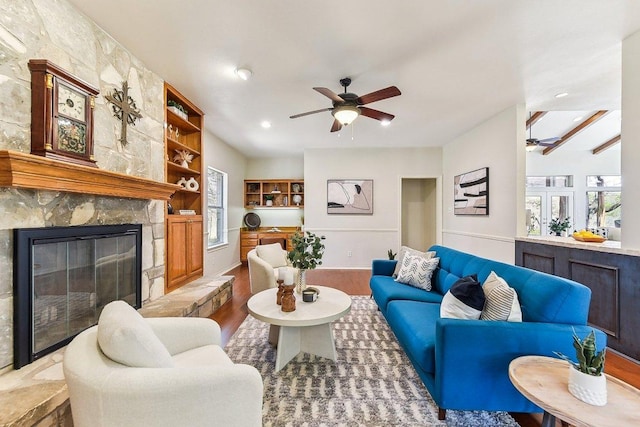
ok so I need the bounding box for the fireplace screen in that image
[14,224,142,368]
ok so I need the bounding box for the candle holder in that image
[281,284,296,312]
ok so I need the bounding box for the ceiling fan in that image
[526,112,561,151]
[289,78,401,132]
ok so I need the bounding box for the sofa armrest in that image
[434,319,606,407]
[372,259,397,276]
[146,317,222,355]
[70,364,263,427]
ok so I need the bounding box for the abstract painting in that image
[454,167,489,215]
[327,179,373,215]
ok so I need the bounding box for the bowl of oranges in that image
[571,229,607,243]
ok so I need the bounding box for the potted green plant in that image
[549,217,571,236]
[287,231,325,293]
[167,100,188,120]
[387,249,397,260]
[264,194,274,206]
[555,329,607,406]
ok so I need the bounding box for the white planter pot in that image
[265,199,273,206]
[568,366,607,406]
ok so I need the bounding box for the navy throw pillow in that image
[440,274,486,319]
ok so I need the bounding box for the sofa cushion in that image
[481,271,522,322]
[395,254,439,290]
[392,246,436,278]
[440,275,485,320]
[386,300,440,374]
[256,243,288,267]
[172,344,233,367]
[371,275,444,315]
[97,300,174,368]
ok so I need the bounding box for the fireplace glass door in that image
[14,224,142,368]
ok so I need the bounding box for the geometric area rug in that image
[224,296,520,427]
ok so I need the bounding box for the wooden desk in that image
[509,355,640,427]
[240,227,300,261]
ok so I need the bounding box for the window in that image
[586,175,621,229]
[207,167,227,248]
[526,175,573,188]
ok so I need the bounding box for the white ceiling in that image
[66,0,640,158]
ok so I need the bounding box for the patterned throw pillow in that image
[392,246,436,278]
[395,254,439,291]
[480,271,523,322]
[440,275,485,320]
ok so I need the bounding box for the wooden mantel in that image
[0,150,180,200]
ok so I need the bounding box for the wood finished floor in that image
[211,264,640,427]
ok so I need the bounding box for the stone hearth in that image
[0,275,234,427]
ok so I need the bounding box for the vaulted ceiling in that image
[67,0,640,158]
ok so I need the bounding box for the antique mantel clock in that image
[28,59,100,167]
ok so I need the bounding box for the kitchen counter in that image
[515,236,640,256]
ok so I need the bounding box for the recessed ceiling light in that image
[380,120,391,127]
[235,68,252,81]
[573,116,583,122]
[555,92,569,98]
[261,121,271,129]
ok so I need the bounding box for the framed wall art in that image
[454,167,489,215]
[327,179,373,215]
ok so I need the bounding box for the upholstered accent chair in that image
[63,301,263,427]
[247,242,297,294]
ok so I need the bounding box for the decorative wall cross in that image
[105,81,142,146]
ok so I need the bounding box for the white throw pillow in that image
[256,243,288,267]
[480,271,523,322]
[395,254,439,291]
[97,300,174,368]
[392,246,436,278]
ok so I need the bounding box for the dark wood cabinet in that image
[515,238,639,362]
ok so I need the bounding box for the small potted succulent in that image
[264,194,275,206]
[549,217,571,236]
[287,231,325,294]
[555,329,607,406]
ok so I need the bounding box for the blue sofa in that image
[370,245,606,417]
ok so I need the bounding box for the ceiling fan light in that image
[332,105,360,126]
[525,141,537,152]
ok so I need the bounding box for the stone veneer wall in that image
[0,0,168,370]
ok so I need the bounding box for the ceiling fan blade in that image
[330,119,342,133]
[360,107,395,122]
[356,86,401,105]
[537,137,561,144]
[313,87,344,103]
[289,108,332,119]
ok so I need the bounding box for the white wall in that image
[304,147,442,268]
[622,30,640,249]
[526,148,620,231]
[442,104,526,263]
[203,130,248,276]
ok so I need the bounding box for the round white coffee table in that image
[247,286,351,372]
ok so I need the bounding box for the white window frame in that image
[207,166,228,249]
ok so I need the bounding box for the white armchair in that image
[247,243,298,294]
[63,301,263,427]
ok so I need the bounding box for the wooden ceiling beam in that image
[592,134,621,155]
[526,111,547,130]
[543,110,609,155]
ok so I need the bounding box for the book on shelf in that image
[178,209,196,215]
